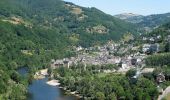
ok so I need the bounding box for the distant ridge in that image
[115,12,170,31]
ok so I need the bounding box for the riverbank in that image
[46,80,82,99]
[59,86,83,99]
[46,80,60,86]
[34,68,82,99]
[29,77,77,100]
[34,69,48,79]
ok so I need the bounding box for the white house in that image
[76,46,83,51]
[142,44,150,53]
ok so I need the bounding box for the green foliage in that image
[165,42,170,52]
[54,66,158,100]
[145,21,170,41]
[153,66,170,82]
[145,53,170,66]
[126,69,136,78]
[0,0,138,99]
[9,84,27,100]
[95,92,105,100]
[0,0,137,47]
[10,71,21,83]
[47,67,53,76]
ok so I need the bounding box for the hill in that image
[146,21,170,37]
[114,13,144,23]
[115,13,170,32]
[0,0,137,47]
[0,0,137,99]
[0,0,139,70]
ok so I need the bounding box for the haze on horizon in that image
[63,0,170,16]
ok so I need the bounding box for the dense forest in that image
[0,0,138,99]
[146,53,170,66]
[0,0,137,47]
[53,65,159,100]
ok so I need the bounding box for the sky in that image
[63,0,170,16]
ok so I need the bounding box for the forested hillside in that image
[0,0,137,47]
[0,0,138,99]
[0,0,138,73]
[145,22,170,66]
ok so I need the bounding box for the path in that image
[158,86,170,100]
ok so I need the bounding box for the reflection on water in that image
[17,67,77,100]
[28,78,76,100]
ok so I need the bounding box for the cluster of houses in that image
[142,35,162,43]
[142,43,160,54]
[50,33,169,74]
[50,35,168,95]
[142,34,170,54]
[118,52,146,72]
[142,35,161,54]
[51,42,146,73]
[166,35,170,42]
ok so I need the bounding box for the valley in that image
[0,0,170,100]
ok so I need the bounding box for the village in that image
[34,33,170,100]
[50,33,170,72]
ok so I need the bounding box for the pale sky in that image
[63,0,170,16]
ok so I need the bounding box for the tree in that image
[165,42,170,52]
[126,69,136,78]
[10,71,21,83]
[47,67,53,76]
[95,92,105,100]
[135,88,143,100]
[108,93,117,100]
[142,92,151,100]
[164,68,170,81]
[28,74,34,84]
[9,61,18,70]
[0,80,7,94]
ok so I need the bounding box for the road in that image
[158,86,170,100]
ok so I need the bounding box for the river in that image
[17,67,77,100]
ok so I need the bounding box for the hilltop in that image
[115,13,144,23]
[115,13,170,32]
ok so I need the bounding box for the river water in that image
[17,67,77,100]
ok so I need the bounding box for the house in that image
[51,60,64,69]
[63,58,71,68]
[143,37,147,41]
[131,46,139,51]
[157,35,161,39]
[121,61,130,69]
[142,44,159,54]
[141,68,154,73]
[149,37,155,42]
[166,35,170,42]
[142,44,151,53]
[156,73,165,83]
[76,46,83,51]
[150,44,160,53]
[107,58,115,64]
[122,63,128,69]
[113,57,121,64]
